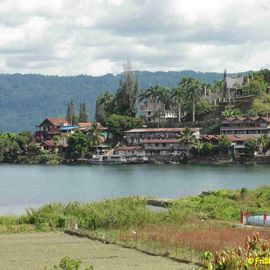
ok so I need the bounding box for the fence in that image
[64,218,201,267]
[240,210,270,226]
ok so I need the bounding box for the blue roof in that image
[59,125,78,131]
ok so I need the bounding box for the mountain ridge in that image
[0,70,251,132]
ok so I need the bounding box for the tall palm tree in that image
[146,85,161,125]
[87,123,104,146]
[184,78,202,122]
[138,89,151,124]
[172,85,185,123]
[157,87,172,127]
[192,139,203,156]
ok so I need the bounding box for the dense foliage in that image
[0,132,35,163]
[0,186,268,232]
[197,233,270,270]
[0,71,248,132]
[105,114,142,144]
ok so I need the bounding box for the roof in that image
[143,139,179,144]
[225,76,245,89]
[200,135,219,141]
[115,145,144,151]
[221,117,270,123]
[59,125,77,132]
[226,134,259,142]
[78,122,91,129]
[39,118,69,127]
[125,128,201,133]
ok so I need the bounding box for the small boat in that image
[88,154,149,165]
[88,154,128,165]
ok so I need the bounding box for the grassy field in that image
[0,232,195,270]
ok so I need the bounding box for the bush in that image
[54,256,93,270]
[197,233,270,270]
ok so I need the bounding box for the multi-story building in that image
[124,127,201,155]
[220,117,270,136]
[139,102,178,124]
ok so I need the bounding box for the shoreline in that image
[1,157,270,165]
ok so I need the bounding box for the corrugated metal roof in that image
[125,128,201,133]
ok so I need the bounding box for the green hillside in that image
[0,70,250,132]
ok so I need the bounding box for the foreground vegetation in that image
[2,186,270,231]
[2,187,270,268]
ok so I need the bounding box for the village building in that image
[35,118,71,141]
[221,70,246,102]
[124,127,201,156]
[220,117,270,136]
[139,102,178,124]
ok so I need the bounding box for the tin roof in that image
[125,128,201,133]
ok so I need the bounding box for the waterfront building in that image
[220,117,270,136]
[35,118,71,141]
[124,127,201,155]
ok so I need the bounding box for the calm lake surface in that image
[0,163,270,215]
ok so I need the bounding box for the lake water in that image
[0,163,270,215]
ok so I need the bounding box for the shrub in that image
[54,256,93,270]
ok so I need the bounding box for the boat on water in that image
[89,154,149,165]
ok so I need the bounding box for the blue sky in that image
[0,0,269,75]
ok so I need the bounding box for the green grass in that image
[1,186,270,232]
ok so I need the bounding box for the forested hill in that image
[0,70,250,132]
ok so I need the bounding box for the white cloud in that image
[0,0,269,75]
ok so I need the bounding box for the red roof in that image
[143,139,179,144]
[222,117,270,123]
[200,135,219,141]
[125,128,201,133]
[226,134,259,142]
[47,118,69,126]
[78,122,91,129]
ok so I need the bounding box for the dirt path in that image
[0,232,194,270]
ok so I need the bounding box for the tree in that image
[79,102,88,123]
[66,130,92,160]
[221,104,241,117]
[218,135,231,154]
[172,85,185,123]
[179,128,197,145]
[138,89,151,124]
[87,123,104,146]
[243,73,266,96]
[105,114,142,145]
[181,78,202,122]
[115,60,138,117]
[257,134,270,154]
[157,87,172,127]
[66,100,75,124]
[201,142,214,156]
[244,139,256,156]
[95,92,114,124]
[192,139,204,156]
[249,93,270,116]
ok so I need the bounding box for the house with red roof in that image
[35,117,70,142]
